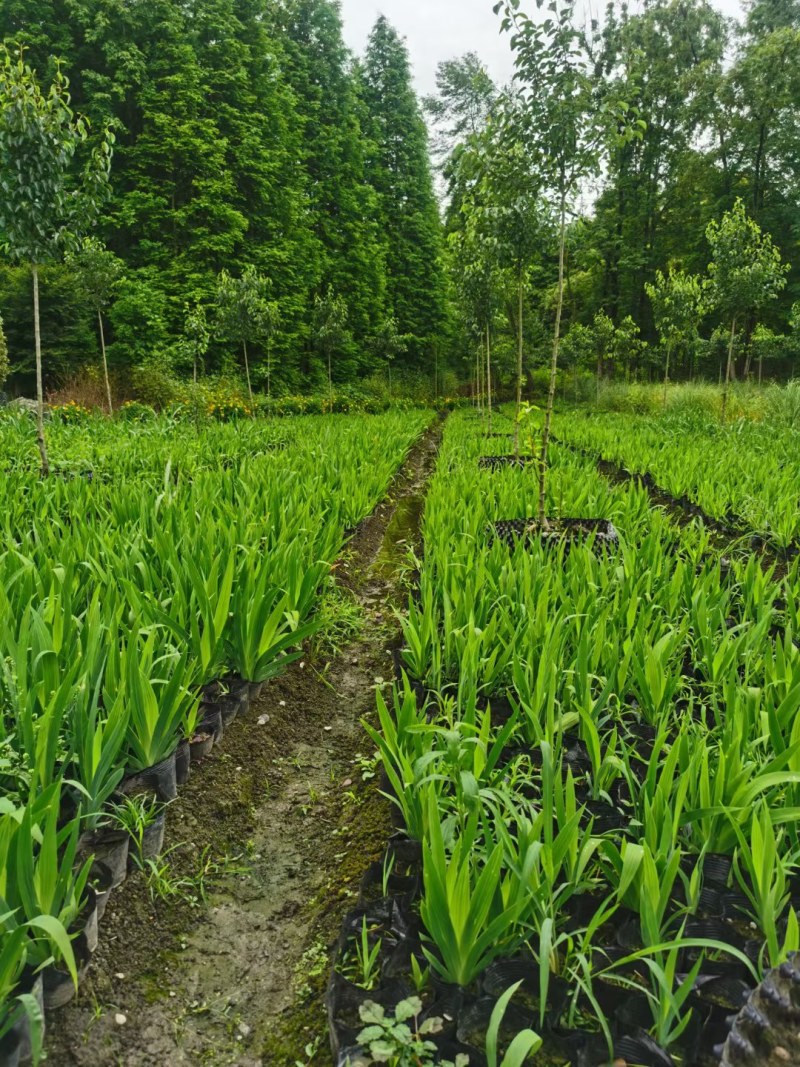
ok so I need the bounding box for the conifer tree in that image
[276,0,385,374]
[362,17,447,368]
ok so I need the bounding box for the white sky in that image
[339,0,746,97]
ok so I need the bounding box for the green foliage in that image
[706,199,788,321]
[362,17,448,366]
[0,46,113,265]
[312,286,350,398]
[66,237,124,313]
[365,409,800,1061]
[706,198,788,416]
[0,5,462,394]
[485,982,542,1067]
[0,44,113,472]
[216,266,278,401]
[646,269,705,352]
[0,408,432,1035]
[355,998,468,1067]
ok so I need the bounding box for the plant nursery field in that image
[3,401,800,1067]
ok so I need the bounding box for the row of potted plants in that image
[0,408,432,1065]
[335,410,800,1065]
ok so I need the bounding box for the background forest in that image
[1,0,799,405]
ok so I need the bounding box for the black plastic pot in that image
[42,932,92,1010]
[190,707,224,763]
[0,1031,21,1067]
[479,455,535,471]
[0,972,44,1067]
[224,676,251,713]
[703,852,734,886]
[78,826,130,889]
[189,731,214,762]
[326,970,414,1059]
[204,677,249,715]
[614,1029,675,1067]
[91,861,114,923]
[174,739,191,786]
[491,517,619,554]
[120,749,178,803]
[247,680,266,702]
[456,995,534,1052]
[481,956,538,999]
[81,886,100,954]
[137,811,167,865]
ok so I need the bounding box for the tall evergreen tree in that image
[362,17,447,368]
[275,0,386,380]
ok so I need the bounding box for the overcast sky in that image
[339,0,746,98]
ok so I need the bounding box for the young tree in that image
[706,198,787,420]
[371,316,408,396]
[183,303,210,386]
[423,52,497,166]
[0,314,9,390]
[645,268,705,404]
[0,47,113,473]
[451,215,501,432]
[611,315,647,381]
[68,238,124,413]
[496,0,643,522]
[215,266,273,406]
[478,116,544,453]
[589,311,616,402]
[312,287,349,404]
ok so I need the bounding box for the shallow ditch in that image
[45,419,443,1067]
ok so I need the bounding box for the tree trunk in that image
[242,337,254,406]
[266,338,271,401]
[538,192,566,526]
[480,343,486,413]
[744,340,753,380]
[98,309,113,414]
[663,343,671,408]
[758,352,763,386]
[721,315,736,423]
[485,324,493,435]
[328,349,334,407]
[32,265,49,476]
[596,354,601,405]
[514,270,523,457]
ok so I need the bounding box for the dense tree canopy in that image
[3,0,800,401]
[435,0,800,393]
[0,1,449,397]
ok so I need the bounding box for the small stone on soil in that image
[114,1013,127,1026]
[257,714,269,725]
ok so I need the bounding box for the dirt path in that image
[46,419,443,1067]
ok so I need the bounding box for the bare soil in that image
[45,419,443,1067]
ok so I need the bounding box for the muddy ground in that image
[46,419,443,1067]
